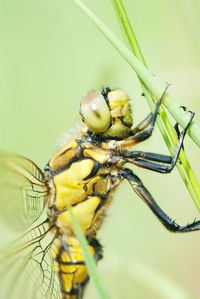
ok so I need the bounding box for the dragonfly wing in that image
[0,152,49,231]
[0,221,62,299]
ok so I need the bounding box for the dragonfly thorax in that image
[46,138,122,238]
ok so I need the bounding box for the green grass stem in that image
[112,0,200,209]
[72,0,200,210]
[68,207,111,299]
[72,0,200,148]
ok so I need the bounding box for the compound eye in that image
[80,91,111,133]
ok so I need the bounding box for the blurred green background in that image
[0,0,200,298]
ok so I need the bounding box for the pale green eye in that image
[80,91,111,133]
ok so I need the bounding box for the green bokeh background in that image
[0,0,200,298]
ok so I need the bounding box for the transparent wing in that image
[0,151,49,230]
[0,221,62,299]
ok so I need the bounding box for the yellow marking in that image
[57,196,101,234]
[103,89,132,138]
[86,176,101,195]
[94,177,111,195]
[84,148,108,163]
[108,89,128,108]
[105,123,130,138]
[111,108,122,117]
[53,159,94,209]
[81,141,93,148]
[61,264,88,291]
[52,237,96,297]
[86,175,111,196]
[49,141,78,171]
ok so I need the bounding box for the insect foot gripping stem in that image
[119,168,200,233]
[52,237,103,299]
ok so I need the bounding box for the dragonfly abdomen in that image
[52,236,102,299]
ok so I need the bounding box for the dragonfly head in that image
[80,87,133,139]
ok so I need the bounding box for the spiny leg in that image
[174,106,187,139]
[131,86,171,135]
[123,153,174,173]
[120,111,195,173]
[174,106,193,152]
[131,113,153,135]
[118,85,170,147]
[119,168,200,232]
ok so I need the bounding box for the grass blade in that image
[68,207,111,299]
[72,0,200,210]
[72,0,200,148]
[112,0,200,209]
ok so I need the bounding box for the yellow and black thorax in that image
[45,88,133,238]
[45,136,121,238]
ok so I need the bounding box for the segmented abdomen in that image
[52,236,102,299]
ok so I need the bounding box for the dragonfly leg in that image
[124,155,175,174]
[174,106,194,152]
[119,168,200,232]
[111,110,194,173]
[174,106,187,139]
[118,85,169,147]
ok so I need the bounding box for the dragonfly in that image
[0,87,199,299]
